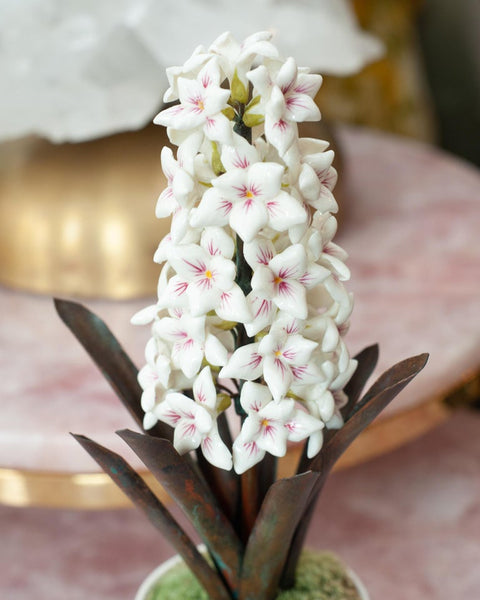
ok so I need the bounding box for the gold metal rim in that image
[1,368,477,510]
[0,401,450,511]
[0,467,168,510]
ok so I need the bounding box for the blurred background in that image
[1,1,479,599]
[0,0,479,299]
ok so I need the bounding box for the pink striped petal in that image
[190,188,231,228]
[263,355,293,401]
[244,238,275,269]
[229,199,268,242]
[266,191,307,232]
[216,284,252,324]
[274,279,307,319]
[201,425,233,470]
[239,381,272,414]
[244,293,276,336]
[232,435,265,474]
[193,366,217,409]
[286,409,324,443]
[219,343,263,381]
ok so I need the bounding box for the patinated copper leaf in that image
[118,429,243,595]
[73,433,231,600]
[239,471,318,600]
[341,343,379,419]
[282,353,429,588]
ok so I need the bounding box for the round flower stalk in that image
[134,30,357,474]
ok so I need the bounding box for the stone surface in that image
[0,1,382,143]
[1,126,479,473]
[336,127,480,417]
[1,411,479,599]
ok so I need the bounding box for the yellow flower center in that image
[274,350,282,357]
[261,418,270,428]
[196,99,205,111]
[205,270,213,279]
[245,190,254,199]
[274,276,283,285]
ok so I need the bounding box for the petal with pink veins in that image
[203,113,232,145]
[193,366,217,409]
[229,199,268,242]
[201,227,234,259]
[285,92,320,122]
[263,354,293,401]
[265,113,297,156]
[244,294,276,336]
[216,284,252,324]
[168,244,208,281]
[190,188,232,228]
[156,186,178,218]
[299,262,331,289]
[276,58,297,95]
[201,425,233,470]
[219,343,263,381]
[281,334,318,365]
[270,244,307,280]
[244,238,275,270]
[285,409,324,443]
[172,339,204,379]
[290,361,323,385]
[163,275,189,310]
[255,403,293,455]
[267,192,307,232]
[239,381,272,414]
[233,435,265,474]
[221,134,260,171]
[274,279,307,319]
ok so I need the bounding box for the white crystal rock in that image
[0,0,383,143]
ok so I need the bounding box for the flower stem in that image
[233,108,252,143]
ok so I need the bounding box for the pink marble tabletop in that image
[1,126,480,473]
[1,410,479,600]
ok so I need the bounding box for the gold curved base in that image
[0,467,169,510]
[0,395,452,510]
[2,366,479,510]
[0,126,169,299]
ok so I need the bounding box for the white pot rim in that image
[135,545,369,600]
[135,550,186,600]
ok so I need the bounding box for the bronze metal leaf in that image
[72,433,231,600]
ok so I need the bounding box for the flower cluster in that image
[133,31,356,474]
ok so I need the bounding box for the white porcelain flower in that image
[154,313,227,379]
[135,31,356,471]
[232,382,323,473]
[191,161,306,242]
[155,58,232,145]
[249,242,329,320]
[209,31,279,88]
[156,367,232,469]
[247,57,322,155]
[161,231,252,322]
[220,320,320,402]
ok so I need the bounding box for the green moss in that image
[146,550,362,600]
[276,551,362,600]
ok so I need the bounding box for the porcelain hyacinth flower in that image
[133,31,356,474]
